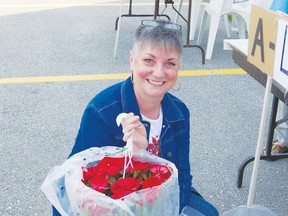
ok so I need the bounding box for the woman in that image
[53,19,218,215]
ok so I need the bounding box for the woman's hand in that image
[119,113,148,150]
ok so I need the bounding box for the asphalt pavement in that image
[0,1,287,215]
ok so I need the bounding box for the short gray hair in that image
[132,19,183,56]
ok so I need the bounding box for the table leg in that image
[183,0,206,64]
[168,0,205,64]
[154,0,160,19]
[237,96,288,188]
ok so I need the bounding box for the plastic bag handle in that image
[116,113,134,178]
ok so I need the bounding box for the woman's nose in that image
[152,64,165,77]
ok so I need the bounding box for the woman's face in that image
[130,44,180,101]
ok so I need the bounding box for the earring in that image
[172,79,181,91]
[130,70,134,83]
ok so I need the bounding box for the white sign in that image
[273,19,288,92]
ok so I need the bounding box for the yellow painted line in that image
[179,68,246,76]
[0,69,246,84]
[0,73,129,84]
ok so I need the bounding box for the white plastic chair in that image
[230,0,273,33]
[197,0,274,59]
[174,0,236,40]
[175,0,209,40]
[174,0,208,40]
[196,0,252,59]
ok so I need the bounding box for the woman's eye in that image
[167,62,176,66]
[144,59,153,63]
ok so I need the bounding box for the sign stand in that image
[247,75,272,206]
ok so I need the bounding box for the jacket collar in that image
[121,77,141,116]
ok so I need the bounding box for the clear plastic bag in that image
[220,205,279,216]
[41,146,179,216]
[180,206,205,216]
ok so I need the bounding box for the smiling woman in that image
[51,19,219,216]
[130,19,182,119]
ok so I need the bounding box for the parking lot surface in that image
[0,1,287,215]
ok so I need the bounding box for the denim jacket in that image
[69,77,192,211]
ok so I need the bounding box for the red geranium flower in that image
[110,177,142,199]
[142,176,163,189]
[89,176,109,193]
[94,157,124,176]
[149,164,171,181]
[131,159,150,171]
[81,156,172,199]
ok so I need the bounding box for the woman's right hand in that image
[119,113,148,150]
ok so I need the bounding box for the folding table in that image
[226,39,288,189]
[114,0,205,64]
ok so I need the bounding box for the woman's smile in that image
[146,79,165,86]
